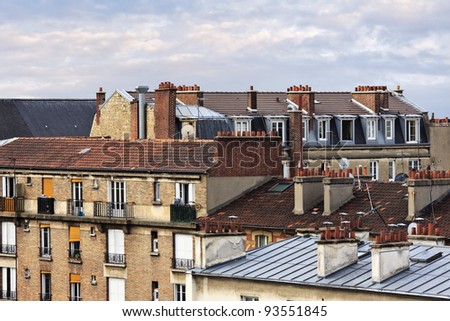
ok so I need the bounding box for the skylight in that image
[268,182,292,193]
[78,148,91,155]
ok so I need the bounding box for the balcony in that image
[67,199,84,216]
[68,248,82,263]
[1,290,17,301]
[40,293,52,301]
[94,202,134,219]
[37,197,55,214]
[170,204,197,223]
[0,197,24,213]
[0,244,16,255]
[105,252,126,265]
[172,257,194,270]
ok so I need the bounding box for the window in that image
[302,119,309,141]
[1,222,16,254]
[268,182,292,193]
[367,119,377,140]
[406,119,420,143]
[318,119,328,140]
[341,119,354,141]
[152,281,159,301]
[151,231,158,253]
[69,226,81,261]
[271,120,286,142]
[241,295,259,301]
[174,234,193,269]
[235,120,250,134]
[408,160,421,171]
[108,278,125,301]
[389,161,396,182]
[40,225,51,257]
[41,272,51,301]
[369,161,379,181]
[255,235,268,248]
[153,181,161,203]
[107,229,125,264]
[174,284,186,301]
[70,274,81,301]
[109,181,126,217]
[1,267,16,300]
[72,181,83,215]
[385,119,394,140]
[175,183,195,205]
[1,177,15,197]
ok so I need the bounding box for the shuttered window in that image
[69,226,80,242]
[108,278,125,301]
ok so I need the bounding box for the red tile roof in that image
[198,178,412,234]
[420,191,450,237]
[0,137,216,173]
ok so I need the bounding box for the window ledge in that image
[39,256,52,262]
[152,201,162,206]
[150,251,160,257]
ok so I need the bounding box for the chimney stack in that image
[177,84,203,106]
[135,85,149,139]
[293,176,324,215]
[352,85,389,113]
[247,85,257,111]
[95,87,106,125]
[317,237,359,278]
[286,85,315,115]
[154,81,177,139]
[322,177,354,215]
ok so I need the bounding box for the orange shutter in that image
[69,226,80,242]
[70,273,81,283]
[42,178,53,198]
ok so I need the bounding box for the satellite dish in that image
[338,158,350,170]
[181,124,195,140]
[395,173,408,182]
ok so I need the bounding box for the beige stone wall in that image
[429,124,450,171]
[90,92,133,139]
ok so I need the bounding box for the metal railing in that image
[105,252,126,264]
[0,197,24,212]
[37,197,55,214]
[0,244,16,255]
[68,248,81,261]
[1,290,17,301]
[66,199,84,216]
[170,204,197,223]
[94,202,134,219]
[39,247,52,257]
[172,257,195,270]
[40,293,52,301]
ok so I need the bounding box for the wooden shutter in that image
[70,273,81,283]
[42,178,53,198]
[69,226,80,242]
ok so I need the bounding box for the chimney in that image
[317,237,359,278]
[323,177,354,215]
[406,172,450,221]
[247,85,257,111]
[408,220,446,246]
[394,84,404,95]
[154,81,177,139]
[371,232,411,283]
[352,85,389,113]
[293,176,324,215]
[95,87,106,125]
[177,84,203,106]
[286,85,315,115]
[194,223,246,269]
[288,108,303,177]
[135,85,149,139]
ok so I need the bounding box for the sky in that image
[1,0,449,117]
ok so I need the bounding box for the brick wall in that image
[154,82,177,139]
[286,85,315,115]
[352,86,389,113]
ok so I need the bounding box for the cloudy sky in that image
[1,0,449,117]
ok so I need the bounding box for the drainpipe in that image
[135,85,149,139]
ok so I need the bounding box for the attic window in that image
[268,182,292,193]
[78,148,91,155]
[411,251,442,263]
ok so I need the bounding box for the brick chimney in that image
[287,85,315,115]
[323,177,354,215]
[289,108,303,176]
[177,84,203,106]
[293,176,324,215]
[95,87,106,125]
[247,85,257,111]
[352,85,389,113]
[154,81,177,139]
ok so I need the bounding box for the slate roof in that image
[0,99,96,140]
[0,137,216,174]
[197,178,411,233]
[194,235,450,300]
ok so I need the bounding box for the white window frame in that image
[388,160,396,182]
[385,118,394,140]
[367,119,377,141]
[340,119,355,141]
[109,181,126,217]
[40,227,51,257]
[151,231,159,253]
[317,119,329,141]
[302,118,309,141]
[72,181,83,214]
[369,161,379,181]
[41,273,51,301]
[408,159,421,171]
[154,181,161,203]
[1,177,15,198]
[70,279,81,301]
[174,284,186,301]
[405,118,420,143]
[1,222,16,251]
[108,229,125,261]
[255,234,268,248]
[1,267,16,300]
[108,277,125,301]
[175,183,195,205]
[234,119,251,134]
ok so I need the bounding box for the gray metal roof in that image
[176,105,227,119]
[194,236,450,300]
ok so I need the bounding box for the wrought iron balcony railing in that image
[0,244,16,255]
[66,199,84,216]
[172,257,194,270]
[1,290,17,301]
[94,202,134,219]
[105,252,126,265]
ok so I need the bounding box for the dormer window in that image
[336,115,356,142]
[317,118,331,141]
[233,117,252,135]
[267,116,288,143]
[405,117,420,143]
[385,118,394,140]
[366,119,377,140]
